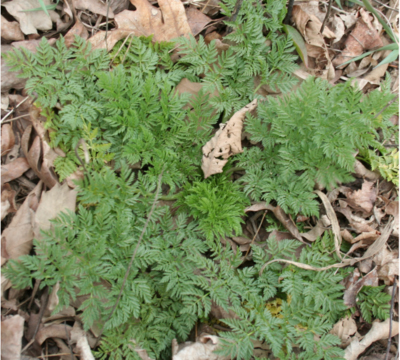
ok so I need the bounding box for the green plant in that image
[364,148,399,186]
[239,76,398,216]
[357,285,392,323]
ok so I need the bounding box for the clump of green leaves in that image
[357,285,392,323]
[239,76,398,216]
[364,148,399,186]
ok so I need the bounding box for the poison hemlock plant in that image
[239,76,398,216]
[357,285,392,323]
[3,0,397,358]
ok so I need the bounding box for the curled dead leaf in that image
[1,157,30,185]
[334,9,384,69]
[344,319,399,360]
[1,181,42,268]
[330,316,357,347]
[21,124,59,188]
[1,183,17,220]
[343,268,379,308]
[1,124,15,156]
[202,99,257,178]
[65,20,89,48]
[36,324,73,345]
[1,16,24,42]
[172,334,230,360]
[1,315,25,360]
[70,322,95,360]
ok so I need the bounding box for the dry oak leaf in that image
[1,124,15,156]
[291,5,336,80]
[334,9,384,69]
[1,183,17,220]
[33,182,77,241]
[344,319,399,360]
[1,315,25,360]
[3,0,59,35]
[65,20,89,48]
[1,181,42,268]
[1,16,24,42]
[202,99,257,178]
[90,0,192,51]
[185,5,212,36]
[345,180,377,214]
[172,334,230,360]
[330,316,357,348]
[1,157,30,185]
[72,0,115,18]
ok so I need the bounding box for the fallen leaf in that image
[33,182,77,241]
[330,14,345,44]
[330,316,357,347]
[109,0,130,14]
[371,247,399,285]
[343,180,377,214]
[64,20,89,48]
[1,124,15,156]
[334,9,384,69]
[172,334,230,360]
[185,5,211,36]
[21,124,59,188]
[1,184,17,220]
[70,322,95,360]
[36,324,73,345]
[1,16,24,42]
[301,215,330,242]
[202,99,257,178]
[1,315,25,360]
[12,38,56,53]
[1,157,30,185]
[344,319,399,360]
[54,338,77,360]
[338,11,358,29]
[291,5,336,80]
[3,0,58,35]
[354,160,381,180]
[1,55,27,92]
[1,181,42,267]
[72,0,115,17]
[351,231,380,244]
[91,0,193,51]
[343,268,379,308]
[341,229,354,243]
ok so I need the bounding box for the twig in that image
[1,96,30,123]
[105,0,110,50]
[22,287,49,353]
[94,167,165,348]
[385,277,398,360]
[244,211,267,258]
[284,0,295,25]
[372,0,399,12]
[320,0,333,34]
[64,321,74,360]
[1,113,31,124]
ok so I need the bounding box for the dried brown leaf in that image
[91,0,192,51]
[186,5,211,36]
[21,124,59,188]
[202,100,257,178]
[3,0,58,35]
[1,55,27,92]
[36,324,73,345]
[344,319,399,360]
[12,38,56,53]
[70,322,95,360]
[344,181,377,214]
[1,183,17,220]
[334,9,384,69]
[72,0,115,18]
[343,268,379,308]
[172,334,230,360]
[1,315,25,360]
[1,181,42,267]
[33,182,77,241]
[65,20,89,48]
[1,124,15,156]
[330,316,357,347]
[291,5,335,80]
[1,157,30,185]
[1,16,24,42]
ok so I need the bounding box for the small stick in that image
[1,96,30,123]
[320,0,333,34]
[22,287,49,353]
[94,167,165,348]
[284,0,295,25]
[244,211,267,259]
[385,277,398,360]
